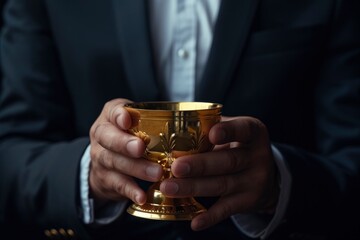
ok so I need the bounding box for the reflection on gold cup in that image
[124,102,222,220]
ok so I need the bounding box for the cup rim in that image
[124,101,223,112]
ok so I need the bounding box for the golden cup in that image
[124,101,222,220]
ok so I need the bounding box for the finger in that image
[92,122,145,157]
[90,168,147,205]
[171,148,248,178]
[95,149,163,182]
[191,194,254,231]
[105,98,133,130]
[209,117,267,145]
[160,173,249,197]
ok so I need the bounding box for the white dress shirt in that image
[149,0,220,101]
[80,1,292,239]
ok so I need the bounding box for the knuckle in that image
[250,118,267,137]
[92,123,106,141]
[187,182,197,196]
[104,99,123,118]
[98,149,115,170]
[126,158,136,172]
[207,213,218,227]
[113,181,124,195]
[104,101,114,111]
[215,176,228,195]
[90,166,107,192]
[112,180,132,198]
[250,117,264,128]
[127,185,137,201]
[196,161,207,177]
[219,203,233,220]
[90,146,98,161]
[114,155,135,174]
[106,133,117,151]
[96,169,108,187]
[90,122,100,139]
[208,203,233,227]
[94,123,121,151]
[108,105,119,124]
[225,149,242,171]
[91,146,108,169]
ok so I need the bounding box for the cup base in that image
[127,182,206,220]
[127,199,206,221]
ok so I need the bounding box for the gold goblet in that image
[124,101,222,221]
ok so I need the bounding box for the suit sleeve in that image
[272,0,360,238]
[0,0,91,238]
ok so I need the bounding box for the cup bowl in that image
[125,101,222,220]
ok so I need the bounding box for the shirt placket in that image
[170,0,197,101]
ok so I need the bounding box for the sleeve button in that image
[67,229,75,236]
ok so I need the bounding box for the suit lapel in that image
[197,0,260,103]
[112,0,159,101]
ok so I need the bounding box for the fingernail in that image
[174,162,190,176]
[127,139,140,156]
[114,109,123,127]
[194,219,206,230]
[164,182,179,195]
[146,165,161,180]
[135,194,144,205]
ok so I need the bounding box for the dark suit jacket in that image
[0,0,359,239]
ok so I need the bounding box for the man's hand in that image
[160,116,279,231]
[89,98,163,205]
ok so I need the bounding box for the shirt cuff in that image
[79,144,128,225]
[231,144,292,239]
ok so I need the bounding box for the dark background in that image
[0,0,5,80]
[0,0,4,28]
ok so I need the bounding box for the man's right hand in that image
[88,98,163,205]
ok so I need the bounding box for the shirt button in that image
[177,48,189,59]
